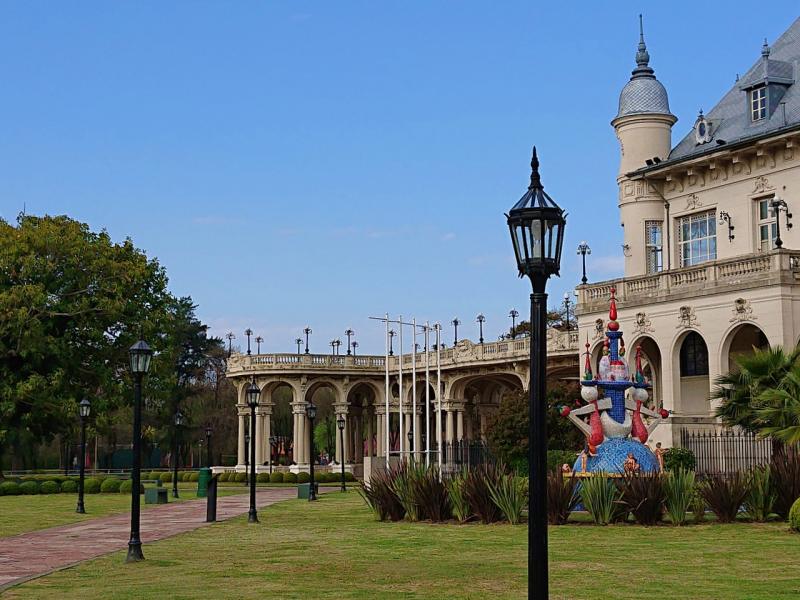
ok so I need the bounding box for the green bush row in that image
[0,477,150,496]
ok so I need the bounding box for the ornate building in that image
[577,17,800,447]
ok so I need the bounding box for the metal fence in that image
[680,429,772,474]
[440,440,493,470]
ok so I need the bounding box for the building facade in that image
[577,18,800,447]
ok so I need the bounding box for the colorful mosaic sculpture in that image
[563,287,668,474]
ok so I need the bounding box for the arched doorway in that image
[675,331,710,415]
[630,336,662,411]
[722,323,770,372]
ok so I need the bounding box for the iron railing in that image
[440,440,493,469]
[680,429,772,474]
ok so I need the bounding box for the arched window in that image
[680,332,709,377]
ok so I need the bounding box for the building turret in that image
[612,17,677,277]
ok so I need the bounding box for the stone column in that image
[414,412,422,459]
[376,412,384,456]
[456,409,464,442]
[343,417,350,463]
[480,411,488,441]
[446,409,455,444]
[255,412,264,467]
[237,411,246,466]
[366,410,374,457]
[264,412,272,468]
[355,415,363,462]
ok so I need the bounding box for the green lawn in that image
[5,492,799,599]
[0,485,245,538]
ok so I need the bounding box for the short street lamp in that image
[172,410,185,499]
[303,327,312,354]
[337,414,346,492]
[269,435,277,474]
[246,379,260,523]
[226,332,235,357]
[451,318,460,345]
[244,430,250,485]
[306,402,318,501]
[351,341,359,356]
[563,292,572,330]
[204,423,213,469]
[330,339,337,356]
[509,309,519,339]
[255,336,263,354]
[245,328,253,356]
[388,330,396,356]
[506,146,565,598]
[295,338,303,355]
[127,338,153,563]
[76,398,91,514]
[577,241,591,285]
[345,329,354,355]
[476,314,485,344]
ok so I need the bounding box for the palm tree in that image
[755,366,800,444]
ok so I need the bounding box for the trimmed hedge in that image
[235,473,247,483]
[119,480,144,494]
[160,472,173,483]
[84,478,102,494]
[189,472,199,482]
[0,481,21,496]
[61,480,78,493]
[664,447,696,472]
[257,473,270,483]
[40,480,61,494]
[297,472,310,484]
[284,472,298,483]
[101,478,122,493]
[344,472,356,482]
[790,497,800,533]
[269,472,284,483]
[20,481,39,495]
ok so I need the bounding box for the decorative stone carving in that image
[633,311,654,335]
[752,175,774,194]
[685,194,702,210]
[676,306,699,329]
[593,318,605,340]
[730,298,756,323]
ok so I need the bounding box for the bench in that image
[144,487,169,504]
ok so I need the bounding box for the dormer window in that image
[751,86,767,121]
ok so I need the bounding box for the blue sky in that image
[1,2,797,353]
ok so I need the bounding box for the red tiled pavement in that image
[0,488,297,590]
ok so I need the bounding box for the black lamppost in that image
[295,338,303,355]
[204,424,212,469]
[351,341,359,355]
[345,329,354,355]
[245,328,253,355]
[388,330,396,356]
[269,435,276,474]
[337,414,346,492]
[771,198,793,248]
[476,314,485,344]
[246,378,260,523]
[255,336,263,355]
[303,327,312,354]
[172,410,185,498]
[306,402,318,501]
[563,292,572,330]
[507,146,565,599]
[244,429,250,485]
[76,398,90,514]
[577,241,591,285]
[127,339,153,563]
[330,339,336,356]
[509,309,519,339]
[451,318,460,345]
[226,332,235,357]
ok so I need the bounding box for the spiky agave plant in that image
[580,473,621,526]
[546,469,578,525]
[410,465,451,522]
[744,465,776,522]
[619,471,665,525]
[663,468,696,526]
[488,472,526,524]
[447,470,471,523]
[700,472,749,523]
[464,463,504,524]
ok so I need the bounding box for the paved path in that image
[0,488,297,590]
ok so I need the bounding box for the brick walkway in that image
[0,488,297,590]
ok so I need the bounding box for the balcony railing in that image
[577,250,800,313]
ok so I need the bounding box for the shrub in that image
[488,472,526,524]
[547,450,577,474]
[691,485,707,523]
[464,463,504,524]
[60,479,78,493]
[409,466,451,522]
[619,472,665,525]
[391,461,425,522]
[189,472,199,482]
[40,480,61,494]
[119,480,144,494]
[700,472,748,523]
[318,473,333,483]
[101,478,122,493]
[297,472,310,484]
[789,497,800,532]
[160,472,173,483]
[218,472,228,482]
[257,473,270,483]
[664,447,696,472]
[547,469,579,525]
[235,473,247,483]
[181,472,191,482]
[284,472,298,483]
[358,464,405,522]
[772,446,800,519]
[447,471,471,523]
[269,472,284,483]
[664,468,695,526]
[0,481,21,496]
[344,472,356,482]
[148,472,162,482]
[20,481,39,495]
[745,466,776,522]
[580,474,621,525]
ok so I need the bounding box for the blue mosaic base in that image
[572,437,660,474]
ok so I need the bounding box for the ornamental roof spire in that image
[528,146,542,191]
[632,14,654,78]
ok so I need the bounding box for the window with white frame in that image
[757,197,777,251]
[645,220,663,274]
[751,86,767,121]
[678,211,717,267]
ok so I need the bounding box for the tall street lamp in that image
[506,146,565,598]
[330,339,337,356]
[126,338,153,563]
[509,309,519,339]
[351,341,359,356]
[244,429,250,485]
[172,409,185,498]
[303,327,312,354]
[388,330,396,356]
[563,292,572,330]
[476,314,485,344]
[337,414,346,492]
[245,328,253,355]
[577,241,591,285]
[295,338,303,355]
[226,332,235,357]
[269,435,276,474]
[246,378,260,523]
[255,336,263,354]
[76,398,91,514]
[306,402,318,501]
[205,424,213,468]
[451,318,460,345]
[345,329,354,355]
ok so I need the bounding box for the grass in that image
[0,485,245,538]
[5,493,800,599]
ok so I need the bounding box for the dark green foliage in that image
[39,480,60,494]
[700,473,749,523]
[256,473,270,483]
[488,472,526,524]
[745,466,776,522]
[691,485,707,523]
[447,471,471,523]
[358,464,405,522]
[60,479,78,493]
[181,472,192,482]
[663,447,696,472]
[297,472,310,484]
[771,446,800,518]
[789,497,800,532]
[580,474,622,525]
[19,481,39,495]
[235,473,247,483]
[269,472,284,483]
[664,468,696,526]
[160,472,173,483]
[619,472,665,525]
[284,472,297,483]
[100,478,122,493]
[409,466,451,522]
[189,472,199,482]
[218,472,228,482]
[464,463,504,524]
[119,479,144,494]
[547,469,578,525]
[0,481,20,495]
[391,461,423,521]
[546,450,578,473]
[344,472,356,482]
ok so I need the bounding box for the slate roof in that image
[669,17,800,162]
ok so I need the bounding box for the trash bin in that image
[297,482,318,499]
[197,467,212,498]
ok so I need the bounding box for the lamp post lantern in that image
[244,430,250,485]
[351,341,358,355]
[476,314,485,344]
[506,146,565,599]
[303,327,312,354]
[295,338,303,355]
[336,414,346,492]
[204,424,213,468]
[255,336,263,354]
[126,338,153,563]
[269,435,276,474]
[76,398,91,514]
[330,339,336,356]
[246,378,260,523]
[388,330,396,356]
[225,332,235,357]
[509,309,519,339]
[451,318,460,345]
[172,410,185,499]
[306,402,318,501]
[345,329,354,355]
[563,292,572,330]
[245,328,253,355]
[577,241,591,285]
